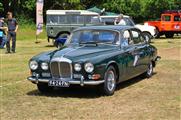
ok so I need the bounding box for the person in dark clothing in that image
[0,17,8,49]
[6,12,18,53]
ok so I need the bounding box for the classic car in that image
[145,10,181,38]
[28,25,160,96]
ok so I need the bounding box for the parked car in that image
[28,25,160,96]
[145,10,181,38]
[54,34,68,48]
[46,10,101,47]
[100,15,157,40]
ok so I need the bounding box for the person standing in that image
[114,14,126,25]
[0,17,8,49]
[6,12,18,53]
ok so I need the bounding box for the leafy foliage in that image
[0,2,3,11]
[101,0,181,22]
[0,0,180,23]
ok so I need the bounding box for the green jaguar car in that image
[27,25,160,95]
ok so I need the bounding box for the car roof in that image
[100,15,130,18]
[46,10,99,15]
[74,25,136,32]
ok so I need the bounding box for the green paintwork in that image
[29,26,158,83]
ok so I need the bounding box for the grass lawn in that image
[0,32,181,120]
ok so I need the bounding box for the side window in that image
[162,15,171,21]
[90,16,100,24]
[124,18,134,26]
[174,15,181,21]
[120,30,131,46]
[131,30,145,44]
[59,15,66,24]
[47,15,58,24]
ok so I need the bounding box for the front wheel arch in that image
[100,65,117,96]
[54,32,70,48]
[142,31,152,36]
[142,31,152,42]
[56,31,70,38]
[106,62,119,82]
[155,27,160,38]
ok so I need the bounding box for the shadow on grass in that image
[116,72,156,91]
[27,86,102,98]
[45,45,55,47]
[27,72,157,98]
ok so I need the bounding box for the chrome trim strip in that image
[51,57,72,63]
[27,77,104,85]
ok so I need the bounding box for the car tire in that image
[54,41,63,48]
[144,62,153,78]
[37,83,53,93]
[55,33,69,48]
[165,33,174,38]
[101,66,117,96]
[53,41,57,47]
[142,32,152,42]
[57,43,63,49]
[155,29,160,38]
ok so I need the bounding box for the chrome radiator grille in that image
[50,58,72,78]
[50,62,59,78]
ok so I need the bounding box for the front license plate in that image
[48,80,70,87]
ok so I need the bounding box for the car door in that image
[161,14,172,31]
[173,15,181,31]
[119,30,136,81]
[129,29,149,75]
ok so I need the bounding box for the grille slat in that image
[59,62,71,78]
[50,60,72,79]
[51,62,60,78]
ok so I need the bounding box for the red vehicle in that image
[145,10,181,38]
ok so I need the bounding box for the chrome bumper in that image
[27,77,105,86]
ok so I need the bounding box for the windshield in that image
[101,17,116,25]
[67,30,119,45]
[123,18,135,26]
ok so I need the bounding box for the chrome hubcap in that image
[147,63,153,75]
[107,71,115,91]
[145,35,149,41]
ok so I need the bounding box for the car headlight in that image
[84,62,94,73]
[29,61,38,70]
[74,63,81,72]
[41,62,49,70]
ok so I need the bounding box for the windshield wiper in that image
[79,41,115,46]
[98,42,113,45]
[79,41,98,46]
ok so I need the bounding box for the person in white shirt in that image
[121,30,130,47]
[114,14,126,25]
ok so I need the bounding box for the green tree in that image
[1,0,180,23]
[101,0,181,23]
[0,2,3,11]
